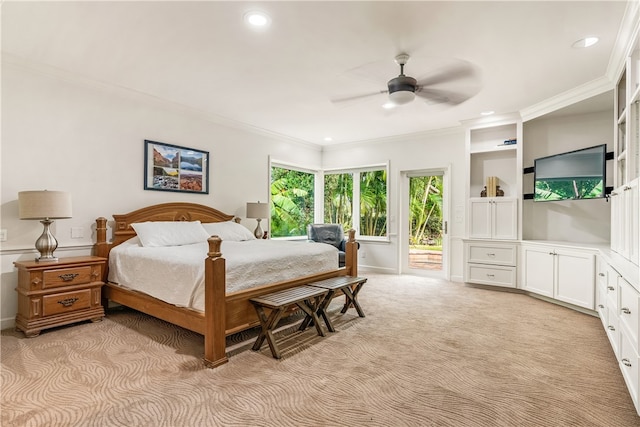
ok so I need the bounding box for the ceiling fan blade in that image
[415,63,479,87]
[415,87,472,105]
[330,90,388,104]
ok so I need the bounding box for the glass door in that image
[401,169,449,278]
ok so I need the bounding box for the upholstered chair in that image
[307,224,350,267]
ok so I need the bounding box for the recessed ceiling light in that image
[481,110,495,116]
[244,11,271,28]
[572,36,599,48]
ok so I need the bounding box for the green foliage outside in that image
[324,173,353,229]
[270,167,314,237]
[534,178,603,201]
[360,170,387,236]
[409,176,443,247]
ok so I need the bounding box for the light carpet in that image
[1,274,638,426]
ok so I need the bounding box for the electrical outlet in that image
[0,229,6,242]
[71,227,84,239]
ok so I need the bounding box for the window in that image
[324,165,388,239]
[270,164,315,238]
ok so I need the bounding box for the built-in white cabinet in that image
[610,178,639,266]
[464,116,523,241]
[521,242,595,310]
[463,241,517,288]
[468,197,517,240]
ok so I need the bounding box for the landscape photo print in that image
[144,140,209,194]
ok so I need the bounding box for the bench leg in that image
[252,305,286,359]
[340,282,366,318]
[296,300,325,337]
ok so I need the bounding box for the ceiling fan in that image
[331,53,480,108]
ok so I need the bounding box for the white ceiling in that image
[1,1,630,146]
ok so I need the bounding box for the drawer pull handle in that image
[598,304,604,309]
[622,307,631,315]
[486,253,496,256]
[59,273,79,282]
[622,358,632,367]
[486,274,495,278]
[57,297,79,307]
[607,286,615,291]
[598,273,605,277]
[607,325,616,331]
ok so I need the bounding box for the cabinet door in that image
[469,199,491,239]
[521,245,554,298]
[555,249,595,310]
[611,189,623,255]
[492,198,517,240]
[624,179,639,266]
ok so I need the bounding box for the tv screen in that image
[534,144,606,202]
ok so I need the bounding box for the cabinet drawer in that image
[43,266,93,289]
[620,332,639,407]
[620,278,640,350]
[466,264,516,288]
[606,266,620,311]
[607,306,620,357]
[596,284,607,326]
[467,244,517,265]
[43,289,91,316]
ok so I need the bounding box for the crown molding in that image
[606,0,640,82]
[2,53,321,152]
[519,76,613,123]
[321,125,463,152]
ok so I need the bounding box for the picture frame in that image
[144,140,209,194]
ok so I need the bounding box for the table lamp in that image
[246,201,269,239]
[18,190,72,262]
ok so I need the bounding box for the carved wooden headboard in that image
[95,202,235,257]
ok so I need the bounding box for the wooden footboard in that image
[94,203,358,368]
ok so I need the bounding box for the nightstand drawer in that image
[43,266,93,289]
[43,289,91,316]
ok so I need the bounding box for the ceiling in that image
[1,1,630,146]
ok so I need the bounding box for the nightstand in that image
[14,256,107,337]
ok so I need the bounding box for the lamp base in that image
[34,219,59,262]
[254,219,264,239]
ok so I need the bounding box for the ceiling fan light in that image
[389,90,415,105]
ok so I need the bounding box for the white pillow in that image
[131,221,210,247]
[201,221,256,241]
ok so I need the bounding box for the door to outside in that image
[402,170,448,278]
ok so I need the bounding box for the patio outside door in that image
[401,169,449,278]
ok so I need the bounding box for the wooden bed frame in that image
[93,202,358,368]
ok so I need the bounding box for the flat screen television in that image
[534,144,606,202]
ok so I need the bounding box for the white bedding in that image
[108,237,339,311]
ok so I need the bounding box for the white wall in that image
[522,110,613,244]
[321,128,467,280]
[0,60,322,328]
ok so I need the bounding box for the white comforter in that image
[108,238,339,311]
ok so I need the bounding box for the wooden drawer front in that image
[620,278,640,350]
[467,244,516,265]
[43,266,93,289]
[620,332,639,407]
[466,264,516,288]
[43,289,91,316]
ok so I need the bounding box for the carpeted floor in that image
[1,274,638,426]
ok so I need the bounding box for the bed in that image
[94,202,358,368]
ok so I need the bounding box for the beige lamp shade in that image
[18,191,72,220]
[246,202,269,219]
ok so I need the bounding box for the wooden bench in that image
[249,285,328,359]
[303,276,367,332]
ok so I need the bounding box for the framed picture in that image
[144,140,209,194]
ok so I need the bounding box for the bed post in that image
[345,229,358,277]
[203,236,228,368]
